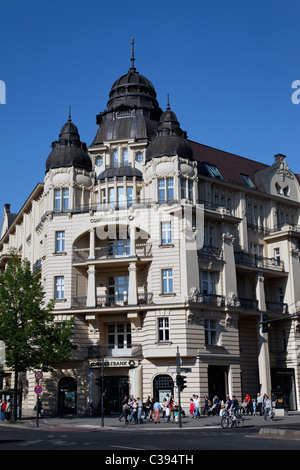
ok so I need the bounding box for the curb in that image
[258,428,300,440]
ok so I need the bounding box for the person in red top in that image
[244,394,252,415]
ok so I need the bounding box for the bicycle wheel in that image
[221,416,230,429]
[236,416,244,428]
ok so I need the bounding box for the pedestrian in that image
[252,398,257,415]
[122,401,130,425]
[193,395,201,418]
[153,400,162,423]
[144,396,151,420]
[0,399,5,421]
[5,399,11,421]
[168,396,175,422]
[165,404,170,423]
[137,397,143,424]
[174,403,179,424]
[256,393,263,415]
[162,397,168,418]
[203,395,210,415]
[130,398,138,424]
[118,395,128,421]
[263,395,273,421]
[189,398,195,417]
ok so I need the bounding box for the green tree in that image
[0,253,76,421]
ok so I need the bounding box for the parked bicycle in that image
[221,411,244,429]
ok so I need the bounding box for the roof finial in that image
[167,94,170,110]
[68,105,72,122]
[130,37,136,71]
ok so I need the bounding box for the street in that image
[1,424,299,453]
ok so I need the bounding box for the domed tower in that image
[144,98,197,204]
[44,110,93,212]
[90,39,162,208]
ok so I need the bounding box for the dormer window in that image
[204,164,223,179]
[241,174,255,188]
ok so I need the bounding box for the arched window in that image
[153,374,174,402]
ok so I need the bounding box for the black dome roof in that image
[146,105,193,161]
[97,166,142,181]
[46,117,92,172]
[91,39,162,145]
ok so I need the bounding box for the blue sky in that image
[1,0,300,213]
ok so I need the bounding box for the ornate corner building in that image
[1,45,300,415]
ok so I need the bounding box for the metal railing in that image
[71,292,153,309]
[72,243,152,262]
[235,251,285,272]
[88,343,142,359]
[198,245,223,260]
[238,298,259,310]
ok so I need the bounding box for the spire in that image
[68,105,72,122]
[130,37,136,72]
[167,94,170,110]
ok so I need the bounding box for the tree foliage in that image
[0,253,76,374]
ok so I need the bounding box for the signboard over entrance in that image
[89,359,139,368]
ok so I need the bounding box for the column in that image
[222,232,239,306]
[128,261,138,305]
[129,225,136,257]
[87,265,96,307]
[88,228,95,260]
[256,272,272,396]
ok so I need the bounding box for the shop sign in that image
[89,358,138,368]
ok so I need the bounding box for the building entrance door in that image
[208,366,228,402]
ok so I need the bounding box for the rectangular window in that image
[109,187,115,205]
[54,189,61,212]
[56,231,65,252]
[63,189,69,211]
[108,323,131,352]
[55,276,64,299]
[123,149,128,166]
[201,271,215,295]
[162,268,173,294]
[188,181,193,200]
[117,187,124,207]
[205,319,218,345]
[161,222,172,244]
[127,186,133,206]
[181,179,186,199]
[167,178,174,201]
[158,179,166,202]
[113,150,118,168]
[158,317,169,342]
[158,178,175,202]
[274,248,280,266]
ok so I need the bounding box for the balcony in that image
[198,245,223,261]
[235,251,285,272]
[71,292,153,309]
[239,298,259,310]
[266,301,288,314]
[88,343,142,359]
[73,243,152,262]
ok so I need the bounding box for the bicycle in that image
[221,411,244,429]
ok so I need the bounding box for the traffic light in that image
[261,314,269,333]
[176,374,187,391]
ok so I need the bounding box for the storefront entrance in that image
[153,375,174,403]
[271,368,296,410]
[58,377,77,415]
[104,376,129,413]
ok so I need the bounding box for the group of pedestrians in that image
[119,394,182,425]
[0,399,11,421]
[240,392,276,421]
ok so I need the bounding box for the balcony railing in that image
[266,301,288,314]
[235,251,285,271]
[73,243,152,262]
[71,293,153,309]
[239,298,259,310]
[202,293,225,307]
[271,223,300,234]
[88,343,142,359]
[198,245,223,260]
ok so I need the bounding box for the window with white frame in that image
[162,269,173,294]
[112,150,118,168]
[123,148,128,166]
[107,323,131,352]
[54,189,69,212]
[161,222,172,245]
[158,178,174,202]
[205,319,219,345]
[158,317,169,342]
[55,276,64,300]
[55,231,65,252]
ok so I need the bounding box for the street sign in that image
[34,385,42,394]
[35,371,43,380]
[180,368,192,373]
[168,368,176,373]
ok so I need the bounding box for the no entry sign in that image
[34,385,42,394]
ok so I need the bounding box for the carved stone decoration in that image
[227,292,241,308]
[188,287,204,303]
[225,312,238,328]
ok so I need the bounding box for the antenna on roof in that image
[130,37,136,72]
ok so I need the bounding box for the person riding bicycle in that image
[230,395,239,421]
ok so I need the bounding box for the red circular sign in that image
[34,385,42,394]
[35,371,43,380]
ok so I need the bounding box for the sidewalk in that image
[2,411,300,436]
